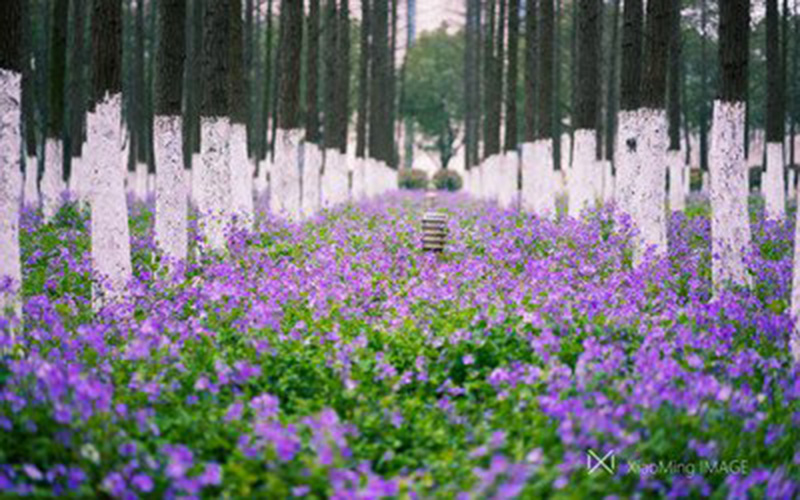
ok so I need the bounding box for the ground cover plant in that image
[1,192,798,499]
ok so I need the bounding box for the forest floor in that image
[0,191,798,498]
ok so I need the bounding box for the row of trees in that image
[0,0,404,310]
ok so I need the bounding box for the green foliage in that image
[398,168,429,190]
[431,169,462,192]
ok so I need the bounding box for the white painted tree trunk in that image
[350,156,366,201]
[229,123,254,229]
[788,168,796,201]
[301,143,322,217]
[191,152,201,208]
[42,138,64,221]
[23,155,38,208]
[88,94,133,307]
[0,69,23,318]
[521,140,555,216]
[614,110,644,217]
[322,150,349,208]
[198,117,232,250]
[709,100,751,288]
[272,129,302,220]
[701,171,709,195]
[668,149,685,212]
[134,161,148,201]
[601,159,614,203]
[634,109,668,255]
[154,115,187,263]
[497,151,519,209]
[69,157,83,202]
[568,130,597,218]
[254,159,267,195]
[763,142,785,220]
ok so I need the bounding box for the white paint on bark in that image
[134,162,148,201]
[763,142,785,220]
[198,117,232,250]
[0,69,22,318]
[271,129,302,220]
[191,152,201,207]
[23,155,38,207]
[568,130,598,218]
[322,150,349,207]
[601,159,614,203]
[668,149,685,212]
[634,109,668,256]
[351,157,366,201]
[229,124,254,229]
[88,93,132,307]
[154,115,187,263]
[614,110,645,218]
[521,140,555,216]
[709,100,751,288]
[497,152,518,209]
[301,142,322,218]
[42,138,64,221]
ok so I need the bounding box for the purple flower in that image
[131,473,154,492]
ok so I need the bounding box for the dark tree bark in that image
[21,0,36,159]
[667,0,681,151]
[574,0,600,130]
[67,0,87,160]
[356,0,370,157]
[306,0,321,143]
[552,0,562,168]
[47,0,69,140]
[465,0,481,167]
[641,0,671,109]
[537,0,553,141]
[200,0,230,118]
[182,0,203,165]
[276,0,302,129]
[698,0,708,170]
[154,0,186,117]
[323,0,339,149]
[229,0,247,125]
[262,0,273,156]
[133,0,148,166]
[792,4,799,168]
[493,0,505,146]
[619,0,643,111]
[0,0,23,72]
[718,0,749,103]
[335,0,351,152]
[92,0,122,105]
[604,0,620,159]
[483,0,497,158]
[523,0,537,143]
[766,0,783,142]
[504,0,519,151]
[368,0,392,162]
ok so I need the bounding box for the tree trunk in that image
[569,0,601,218]
[42,0,69,221]
[764,0,785,219]
[0,0,23,318]
[356,0,370,158]
[306,0,321,144]
[667,0,684,211]
[336,0,351,153]
[523,0,536,144]
[368,0,392,164]
[229,0,253,229]
[464,0,480,171]
[323,0,339,150]
[199,0,233,247]
[604,0,619,162]
[483,0,497,159]
[89,0,131,306]
[711,0,751,289]
[154,0,187,263]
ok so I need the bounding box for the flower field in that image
[1,193,798,498]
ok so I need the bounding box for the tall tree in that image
[182,0,202,167]
[614,0,643,216]
[229,0,254,226]
[198,0,232,249]
[666,0,684,211]
[42,0,69,220]
[764,0,786,218]
[568,0,601,217]
[464,0,481,168]
[504,0,519,151]
[153,0,187,262]
[537,0,553,142]
[711,0,751,288]
[276,0,302,130]
[89,0,132,304]
[323,0,339,150]
[604,0,619,161]
[356,0,370,158]
[698,0,709,173]
[66,0,86,166]
[0,0,24,315]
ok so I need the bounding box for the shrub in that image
[398,168,429,190]
[432,169,462,192]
